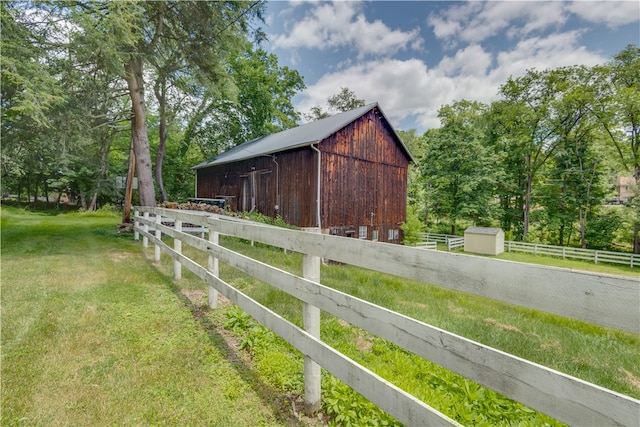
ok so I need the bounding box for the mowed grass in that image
[3,205,639,426]
[0,206,310,426]
[199,237,640,425]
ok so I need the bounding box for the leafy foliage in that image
[400,205,425,245]
[422,101,502,235]
[305,87,366,121]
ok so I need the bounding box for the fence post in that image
[134,210,140,240]
[302,227,321,416]
[174,219,182,279]
[143,212,149,248]
[594,251,599,264]
[155,214,162,262]
[208,226,219,309]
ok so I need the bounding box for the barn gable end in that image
[194,103,412,243]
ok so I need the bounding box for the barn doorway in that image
[241,172,256,212]
[241,169,272,214]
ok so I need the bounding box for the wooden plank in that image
[149,235,460,426]
[134,209,640,425]
[203,240,640,427]
[206,274,461,427]
[206,217,640,334]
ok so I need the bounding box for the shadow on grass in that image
[157,268,312,426]
[1,199,76,214]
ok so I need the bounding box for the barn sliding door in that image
[240,170,272,214]
[241,172,256,212]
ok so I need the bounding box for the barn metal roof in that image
[192,102,413,169]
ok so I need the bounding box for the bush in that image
[585,209,624,250]
[401,205,426,245]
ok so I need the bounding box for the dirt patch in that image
[484,318,522,333]
[355,332,373,353]
[337,318,351,328]
[335,319,372,353]
[540,339,562,351]
[619,368,640,393]
[399,300,429,309]
[448,305,464,314]
[108,252,129,262]
[180,289,206,304]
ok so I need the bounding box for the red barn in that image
[192,103,413,243]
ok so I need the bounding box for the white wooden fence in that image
[422,233,639,267]
[413,241,437,250]
[134,207,639,426]
[420,233,464,251]
[506,241,639,268]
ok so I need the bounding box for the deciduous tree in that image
[422,101,501,235]
[62,1,265,207]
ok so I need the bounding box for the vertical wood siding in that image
[196,109,409,241]
[321,109,408,242]
[197,148,316,227]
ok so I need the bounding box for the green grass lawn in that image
[0,206,316,426]
[200,239,639,426]
[3,205,638,426]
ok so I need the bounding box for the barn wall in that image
[196,147,317,227]
[196,108,410,242]
[320,109,408,243]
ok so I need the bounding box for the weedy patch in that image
[619,368,640,393]
[484,318,523,333]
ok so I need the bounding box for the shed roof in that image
[465,227,504,235]
[193,102,413,169]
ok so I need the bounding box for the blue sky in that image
[262,0,639,132]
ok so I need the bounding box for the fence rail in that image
[134,208,639,426]
[421,233,638,267]
[421,233,464,251]
[413,241,437,250]
[447,236,465,251]
[506,241,638,267]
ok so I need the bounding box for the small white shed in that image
[464,227,504,255]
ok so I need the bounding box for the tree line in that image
[1,2,637,252]
[1,1,303,212]
[400,45,639,253]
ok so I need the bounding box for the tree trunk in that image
[122,139,136,224]
[579,208,587,249]
[523,155,532,241]
[33,175,39,206]
[154,79,168,202]
[124,57,156,207]
[89,136,112,211]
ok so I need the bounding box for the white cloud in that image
[428,1,568,45]
[272,1,422,57]
[567,1,640,27]
[295,58,475,130]
[437,44,492,77]
[493,31,606,82]
[296,31,608,132]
